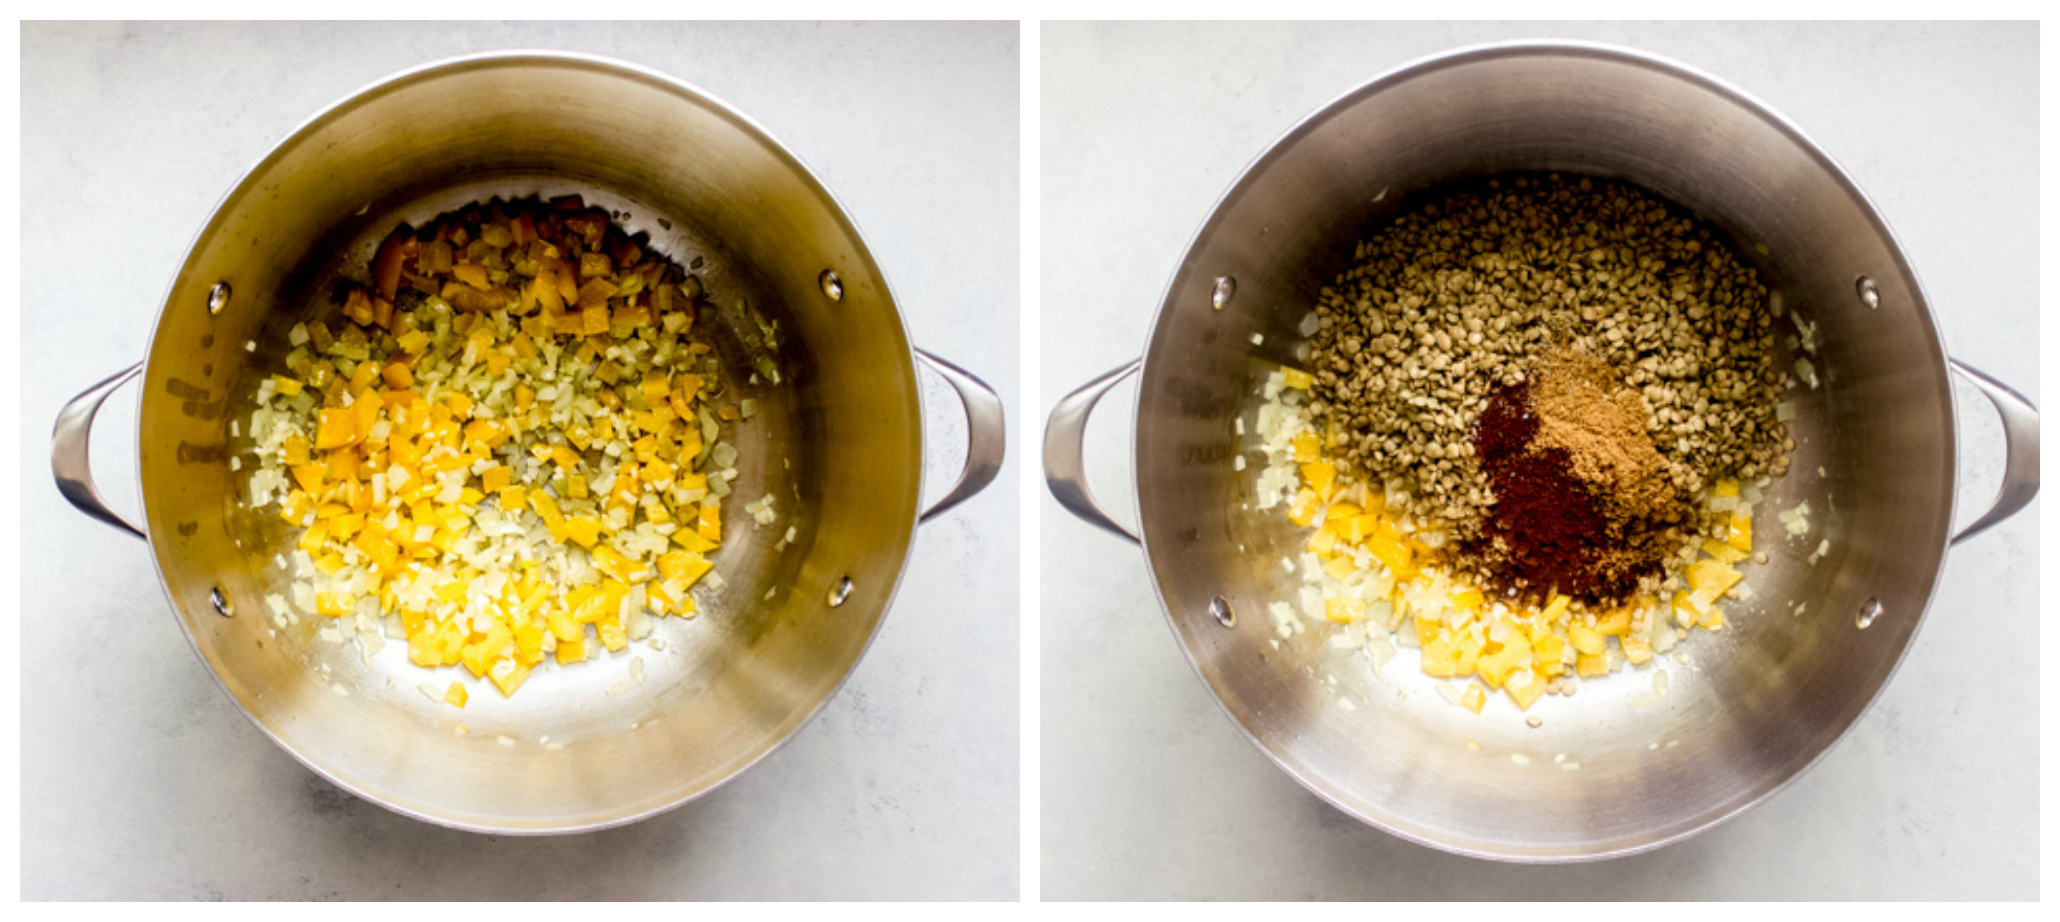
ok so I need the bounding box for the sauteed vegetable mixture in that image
[242,197,780,700]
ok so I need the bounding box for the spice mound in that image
[241,195,779,701]
[1468,353,1686,607]
[1249,172,1799,714]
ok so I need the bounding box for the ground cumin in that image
[1529,351,1684,529]
[1464,357,1684,607]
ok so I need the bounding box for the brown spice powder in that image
[1529,351,1684,528]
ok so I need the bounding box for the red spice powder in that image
[1468,383,1648,605]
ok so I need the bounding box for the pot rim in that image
[133,49,925,835]
[1128,38,1957,862]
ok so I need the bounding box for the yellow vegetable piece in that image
[315,408,359,449]
[1702,539,1748,564]
[697,501,722,542]
[555,635,588,665]
[481,465,512,493]
[1593,608,1632,636]
[315,592,354,617]
[1726,510,1753,553]
[1289,431,1320,463]
[1282,367,1314,389]
[546,609,581,643]
[1363,523,1414,578]
[1685,559,1744,595]
[670,527,719,553]
[1620,632,1653,665]
[1576,652,1610,678]
[1505,668,1546,710]
[563,516,603,548]
[1460,684,1486,714]
[1568,621,1606,656]
[488,658,530,697]
[1420,632,1478,678]
[1531,632,1567,676]
[1298,460,1336,498]
[1324,597,1368,623]
[444,682,468,709]
[1474,628,1533,689]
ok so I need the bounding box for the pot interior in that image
[135,54,922,832]
[1134,43,1956,859]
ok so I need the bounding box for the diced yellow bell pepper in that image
[555,635,588,665]
[1298,460,1336,498]
[1420,632,1480,678]
[1505,668,1546,710]
[353,531,399,572]
[488,658,529,697]
[595,613,628,652]
[1727,510,1753,553]
[1576,652,1611,678]
[1621,632,1653,664]
[697,501,721,542]
[1568,621,1606,656]
[1474,628,1533,689]
[1531,632,1567,676]
[1460,684,1486,714]
[563,516,603,548]
[1702,539,1748,564]
[1593,608,1632,636]
[1363,523,1414,578]
[315,592,353,617]
[315,407,359,449]
[670,526,719,553]
[1324,597,1368,623]
[1413,614,1442,647]
[546,608,581,643]
[444,682,468,709]
[1686,559,1744,596]
[1282,367,1314,390]
[1290,431,1320,463]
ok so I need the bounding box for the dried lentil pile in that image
[1307,173,1791,601]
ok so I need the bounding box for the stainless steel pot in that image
[1044,41,2037,861]
[51,52,1004,834]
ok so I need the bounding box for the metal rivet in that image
[207,282,232,315]
[1855,597,1883,630]
[210,586,234,618]
[818,269,843,302]
[1855,275,1880,310]
[1208,595,1235,628]
[827,576,854,608]
[1212,275,1236,310]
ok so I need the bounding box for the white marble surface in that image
[22,21,1018,900]
[1040,21,2037,899]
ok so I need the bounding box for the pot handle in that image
[915,349,1007,524]
[1948,359,2039,546]
[52,363,148,541]
[1043,360,1142,544]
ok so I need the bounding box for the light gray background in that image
[1041,21,2037,900]
[23,21,1018,900]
